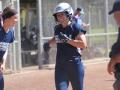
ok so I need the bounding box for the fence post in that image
[104,0,109,57]
[37,0,43,69]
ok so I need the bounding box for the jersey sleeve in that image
[109,28,120,58]
[54,25,57,36]
[72,22,86,36]
[54,24,61,36]
[109,42,120,58]
[9,28,15,43]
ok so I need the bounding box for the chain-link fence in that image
[0,0,22,72]
[1,0,118,72]
[41,0,117,64]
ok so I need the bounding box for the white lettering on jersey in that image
[55,35,63,43]
[0,42,9,51]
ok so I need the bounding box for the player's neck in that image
[3,23,10,32]
[62,21,71,28]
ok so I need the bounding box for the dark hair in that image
[76,8,82,11]
[2,6,17,20]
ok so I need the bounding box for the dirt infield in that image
[4,60,114,90]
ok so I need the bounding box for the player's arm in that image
[82,23,89,27]
[107,55,120,75]
[106,31,120,74]
[48,37,56,46]
[109,27,120,58]
[110,54,120,63]
[67,33,87,49]
[107,58,116,75]
[1,50,8,70]
[43,37,56,52]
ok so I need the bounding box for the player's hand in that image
[81,29,86,34]
[107,59,115,75]
[1,64,5,71]
[58,32,71,43]
[0,64,5,74]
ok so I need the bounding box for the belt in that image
[67,56,81,62]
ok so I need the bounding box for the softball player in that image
[44,2,87,90]
[0,6,18,90]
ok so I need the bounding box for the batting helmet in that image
[53,2,73,16]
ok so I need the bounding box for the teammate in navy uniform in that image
[44,2,87,90]
[73,8,89,34]
[0,6,18,90]
[107,0,120,90]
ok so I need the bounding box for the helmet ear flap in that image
[64,11,72,21]
[53,14,58,22]
[64,11,70,17]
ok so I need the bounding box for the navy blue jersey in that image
[0,26,14,61]
[72,16,86,34]
[54,22,84,62]
[109,27,120,73]
[109,27,120,58]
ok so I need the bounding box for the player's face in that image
[77,11,81,16]
[9,14,18,26]
[114,11,120,26]
[4,14,18,27]
[56,12,68,24]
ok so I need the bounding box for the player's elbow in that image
[80,44,87,49]
[77,42,87,49]
[83,44,87,49]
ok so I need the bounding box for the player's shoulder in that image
[71,22,81,30]
[71,22,86,34]
[6,27,15,38]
